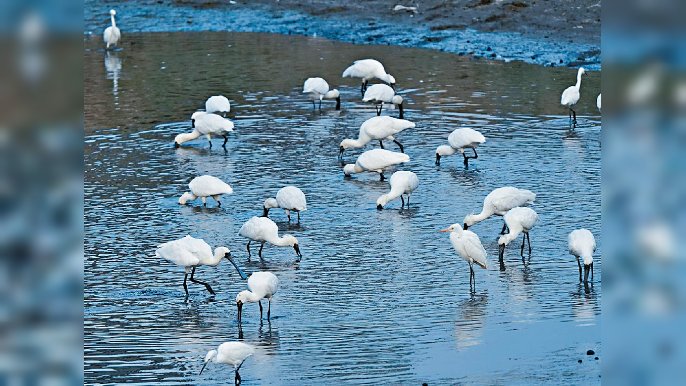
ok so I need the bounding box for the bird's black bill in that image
[398,102,404,119]
[293,244,302,258]
[390,83,396,90]
[226,254,248,280]
[463,223,469,230]
[237,301,243,323]
[377,204,383,210]
[262,207,269,217]
[174,142,180,148]
[191,119,195,128]
[199,361,209,375]
[335,97,341,111]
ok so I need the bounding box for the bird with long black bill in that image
[568,229,596,286]
[200,341,255,385]
[239,216,302,260]
[236,271,279,323]
[497,207,538,262]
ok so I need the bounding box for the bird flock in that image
[104,9,600,384]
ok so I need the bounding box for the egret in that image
[179,175,233,207]
[174,111,234,149]
[263,186,307,223]
[339,116,415,157]
[205,95,230,116]
[561,67,586,125]
[439,223,488,288]
[376,171,418,210]
[497,207,539,260]
[236,271,279,322]
[155,235,247,296]
[342,59,396,95]
[362,84,404,118]
[435,128,486,167]
[103,9,121,50]
[239,216,302,260]
[463,187,536,232]
[200,341,255,384]
[568,229,596,284]
[303,77,340,110]
[343,148,410,181]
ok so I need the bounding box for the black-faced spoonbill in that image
[103,9,120,50]
[561,67,586,125]
[342,59,396,95]
[376,171,418,210]
[463,187,536,233]
[179,175,233,207]
[303,77,341,110]
[236,271,279,323]
[363,84,405,118]
[262,186,307,223]
[155,235,247,296]
[200,341,255,384]
[568,229,596,284]
[174,111,234,149]
[440,223,488,289]
[435,128,486,167]
[343,148,410,181]
[205,95,231,116]
[339,116,415,157]
[497,207,539,260]
[239,216,302,260]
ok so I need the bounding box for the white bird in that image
[339,116,415,157]
[363,84,405,118]
[179,175,234,207]
[463,187,536,232]
[155,235,246,296]
[439,223,488,288]
[174,111,234,149]
[497,207,539,260]
[200,342,255,384]
[596,93,601,112]
[561,67,586,125]
[303,77,340,110]
[239,216,302,259]
[376,171,418,210]
[342,59,396,95]
[205,95,231,116]
[103,9,121,50]
[568,229,596,284]
[435,128,486,167]
[236,271,279,323]
[263,186,307,223]
[343,148,410,181]
[393,4,419,13]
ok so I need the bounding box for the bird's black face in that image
[398,102,404,119]
[463,223,469,230]
[335,96,341,111]
[174,142,180,149]
[224,252,231,259]
[435,153,441,165]
[262,207,269,217]
[237,301,243,323]
[293,243,302,258]
[191,119,195,128]
[377,204,383,210]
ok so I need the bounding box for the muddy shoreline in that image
[85,0,600,69]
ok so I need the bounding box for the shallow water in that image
[84,32,601,385]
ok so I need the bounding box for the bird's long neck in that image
[205,249,225,266]
[472,207,493,223]
[385,184,405,202]
[348,138,368,149]
[268,235,291,247]
[499,228,521,245]
[177,130,201,145]
[110,15,117,28]
[243,291,263,303]
[575,70,583,90]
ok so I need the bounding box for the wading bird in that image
[174,111,234,148]
[155,235,247,296]
[239,216,302,260]
[343,148,410,181]
[440,223,488,289]
[362,84,405,118]
[339,116,415,157]
[568,229,596,284]
[303,77,341,110]
[463,187,536,232]
[435,128,486,167]
[200,341,255,385]
[342,59,396,95]
[497,207,539,260]
[376,171,418,210]
[103,9,121,50]
[236,271,279,323]
[263,186,307,223]
[179,175,233,207]
[205,95,230,116]
[561,67,586,125]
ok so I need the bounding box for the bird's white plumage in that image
[274,186,307,211]
[205,95,230,114]
[448,128,486,151]
[342,59,395,85]
[238,217,298,248]
[341,116,415,151]
[155,235,226,269]
[561,67,585,107]
[188,175,233,197]
[446,225,488,269]
[363,84,400,104]
[568,228,596,266]
[597,93,601,111]
[303,77,330,96]
[377,171,419,207]
[498,207,539,246]
[103,10,121,49]
[192,112,234,135]
[214,342,255,368]
[344,148,410,175]
[464,187,536,227]
[247,271,279,299]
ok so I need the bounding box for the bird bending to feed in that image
[463,187,536,232]
[236,271,279,323]
[568,229,596,284]
[561,67,586,125]
[342,59,396,95]
[376,171,418,210]
[596,93,601,112]
[156,235,247,296]
[339,116,415,157]
[303,77,340,110]
[440,223,488,288]
[497,207,539,260]
[179,175,233,207]
[343,148,410,181]
[174,111,234,149]
[435,128,486,167]
[200,341,255,384]
[103,9,121,50]
[363,84,405,118]
[205,95,231,116]
[263,186,307,223]
[239,216,302,260]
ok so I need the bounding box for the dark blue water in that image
[84,32,601,384]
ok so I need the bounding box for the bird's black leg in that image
[527,233,532,254]
[376,104,382,116]
[472,148,478,159]
[463,153,469,167]
[591,262,594,281]
[287,211,291,222]
[190,266,216,295]
[500,223,508,235]
[360,82,365,96]
[406,195,410,208]
[259,301,263,319]
[297,211,300,223]
[379,172,386,181]
[312,100,316,109]
[469,262,474,286]
[400,195,405,208]
[378,140,385,149]
[183,273,189,296]
[393,139,404,153]
[246,241,251,259]
[259,242,265,259]
[577,257,582,282]
[572,109,577,125]
[520,236,526,256]
[222,135,228,148]
[235,369,241,385]
[267,299,271,320]
[319,99,322,110]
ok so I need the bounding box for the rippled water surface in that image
[85,32,601,385]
